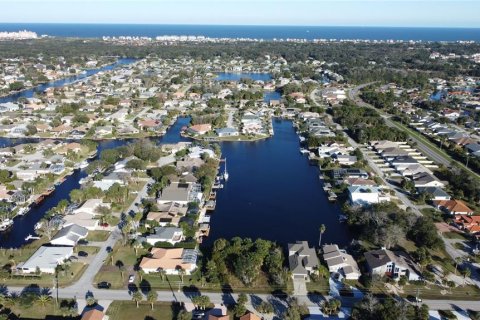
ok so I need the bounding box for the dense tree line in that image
[204,237,288,287]
[2,39,480,83]
[345,201,444,251]
[352,294,429,320]
[332,100,408,143]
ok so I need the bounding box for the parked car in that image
[106,246,113,253]
[78,251,88,257]
[128,274,135,283]
[97,281,111,289]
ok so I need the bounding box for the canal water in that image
[216,72,281,103]
[0,117,191,248]
[0,58,136,104]
[205,119,351,247]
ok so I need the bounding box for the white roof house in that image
[73,199,109,216]
[145,227,184,246]
[50,224,88,246]
[17,246,73,274]
[348,186,389,206]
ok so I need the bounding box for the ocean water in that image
[0,23,479,41]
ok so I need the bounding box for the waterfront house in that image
[139,247,197,274]
[145,226,184,246]
[93,172,126,191]
[348,186,389,206]
[73,199,110,216]
[287,241,319,281]
[332,168,368,181]
[16,246,73,274]
[216,127,239,137]
[158,182,193,205]
[50,224,88,246]
[434,199,474,215]
[322,244,361,280]
[364,248,421,281]
[188,124,212,135]
[334,155,357,166]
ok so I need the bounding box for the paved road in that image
[348,84,453,168]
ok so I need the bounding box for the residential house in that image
[188,124,212,135]
[158,182,194,205]
[348,186,389,206]
[322,244,361,280]
[434,199,474,215]
[216,127,239,137]
[412,172,445,188]
[417,187,451,201]
[454,215,480,234]
[81,309,106,320]
[364,248,421,281]
[50,224,88,246]
[334,155,357,166]
[287,241,319,281]
[139,247,198,274]
[145,227,184,246]
[16,246,73,274]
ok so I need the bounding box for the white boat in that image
[223,158,229,181]
[300,148,309,154]
[339,215,348,222]
[34,221,43,230]
[79,177,88,184]
[299,136,306,142]
[0,219,13,231]
[16,207,29,216]
[79,160,89,169]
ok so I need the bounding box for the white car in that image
[128,275,135,283]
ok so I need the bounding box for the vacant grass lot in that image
[106,301,183,320]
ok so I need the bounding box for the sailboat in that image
[223,158,229,181]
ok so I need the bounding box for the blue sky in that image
[1,0,479,27]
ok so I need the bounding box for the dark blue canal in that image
[0,58,136,104]
[0,117,191,248]
[206,119,350,247]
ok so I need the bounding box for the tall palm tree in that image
[146,291,158,310]
[454,257,463,275]
[157,268,166,282]
[319,224,326,248]
[462,268,471,286]
[132,291,143,308]
[177,267,186,283]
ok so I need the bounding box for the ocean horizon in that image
[1,23,479,41]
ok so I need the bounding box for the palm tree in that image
[146,291,158,310]
[132,291,143,308]
[138,269,145,282]
[132,239,142,256]
[36,294,52,308]
[319,224,326,248]
[462,268,471,286]
[157,268,166,282]
[177,266,186,283]
[454,257,463,275]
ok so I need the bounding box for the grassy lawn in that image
[106,301,184,320]
[306,277,330,295]
[443,231,469,241]
[3,299,77,319]
[86,230,110,242]
[3,262,87,287]
[74,245,99,255]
